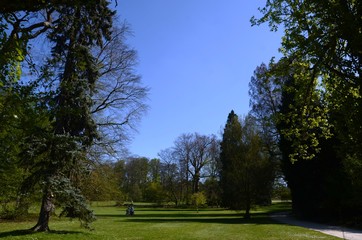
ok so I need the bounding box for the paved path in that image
[270,212,362,240]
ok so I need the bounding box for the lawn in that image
[0,202,340,240]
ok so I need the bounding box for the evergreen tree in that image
[220,111,243,210]
[18,1,114,231]
[220,111,273,219]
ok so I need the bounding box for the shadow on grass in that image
[96,210,283,225]
[94,203,292,225]
[0,229,85,239]
[97,212,242,219]
[123,216,277,225]
[0,230,35,239]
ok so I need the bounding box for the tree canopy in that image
[251,0,362,219]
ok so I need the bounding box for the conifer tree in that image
[220,111,243,210]
[220,111,274,219]
[18,1,115,231]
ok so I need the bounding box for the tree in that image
[2,0,148,230]
[15,1,115,231]
[252,0,362,218]
[148,158,161,183]
[220,111,274,219]
[158,148,181,205]
[248,62,284,183]
[122,157,149,201]
[0,84,48,218]
[172,133,192,202]
[277,67,351,218]
[191,192,207,213]
[252,0,362,183]
[91,23,149,159]
[80,161,123,202]
[202,178,221,207]
[249,59,352,219]
[252,0,362,83]
[173,133,218,195]
[0,11,52,85]
[220,111,243,210]
[248,61,282,155]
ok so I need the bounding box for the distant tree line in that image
[79,127,279,217]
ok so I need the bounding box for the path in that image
[270,212,362,240]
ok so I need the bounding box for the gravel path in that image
[270,212,362,240]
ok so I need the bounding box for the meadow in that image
[0,202,340,240]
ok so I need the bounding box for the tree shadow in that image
[0,229,85,239]
[0,230,35,239]
[123,216,277,225]
[97,210,283,225]
[98,210,266,218]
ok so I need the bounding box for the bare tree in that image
[173,133,192,200]
[173,133,218,194]
[91,23,149,159]
[158,148,180,205]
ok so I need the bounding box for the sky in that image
[116,1,283,159]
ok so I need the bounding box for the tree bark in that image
[244,205,251,219]
[30,190,54,232]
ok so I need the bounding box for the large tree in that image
[249,60,353,219]
[252,0,362,218]
[1,0,148,230]
[0,0,115,231]
[252,0,362,176]
[27,2,114,231]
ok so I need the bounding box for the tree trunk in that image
[244,206,251,219]
[30,190,54,232]
[244,195,251,219]
[194,172,200,193]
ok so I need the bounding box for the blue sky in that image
[116,1,283,159]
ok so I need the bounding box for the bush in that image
[191,192,207,212]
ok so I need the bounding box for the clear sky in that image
[116,1,283,159]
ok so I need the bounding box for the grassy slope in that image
[0,202,340,240]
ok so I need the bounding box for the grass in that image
[0,202,341,240]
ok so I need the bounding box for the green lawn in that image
[0,202,340,240]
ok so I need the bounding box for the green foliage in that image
[190,192,207,212]
[0,17,26,84]
[122,157,149,201]
[202,177,221,207]
[0,82,52,218]
[252,0,362,220]
[276,59,331,162]
[80,162,123,202]
[144,182,164,204]
[250,59,354,219]
[51,176,96,229]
